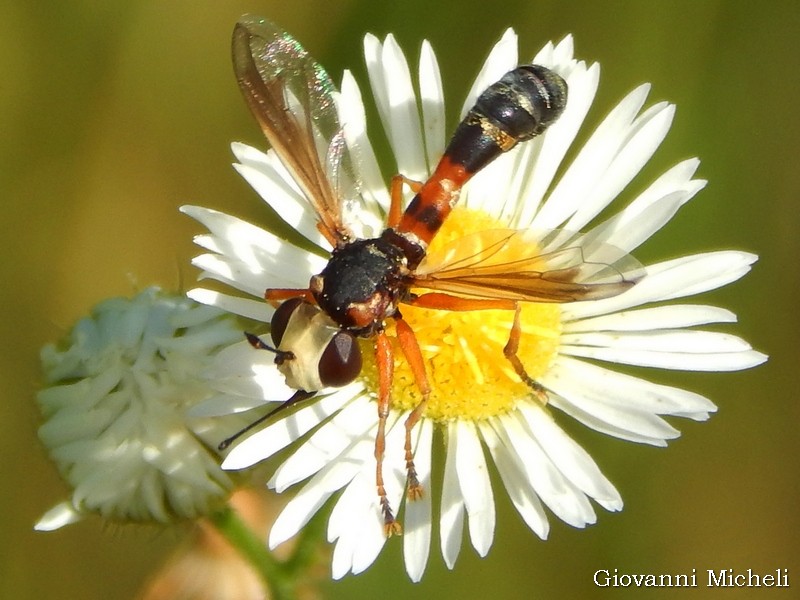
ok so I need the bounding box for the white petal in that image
[186,288,273,323]
[463,139,522,216]
[231,156,328,249]
[516,61,601,227]
[205,338,274,379]
[465,54,592,222]
[328,412,407,577]
[565,102,675,233]
[230,143,330,247]
[562,329,755,354]
[560,327,767,371]
[183,204,278,255]
[203,340,295,402]
[362,34,389,123]
[353,417,407,574]
[632,157,704,207]
[270,410,399,553]
[418,40,445,172]
[495,414,596,527]
[339,70,390,216]
[182,205,324,291]
[454,420,495,556]
[584,190,697,254]
[329,470,385,578]
[326,448,379,546]
[516,402,621,508]
[586,159,705,251]
[460,28,518,119]
[269,393,375,490]
[439,421,465,569]
[194,225,322,285]
[497,139,546,224]
[403,418,433,582]
[366,34,427,181]
[645,252,759,300]
[532,84,651,230]
[532,39,556,66]
[34,502,84,531]
[548,393,673,446]
[564,304,737,333]
[188,393,267,417]
[269,452,362,550]
[478,421,549,539]
[563,251,759,320]
[561,343,767,371]
[554,355,718,416]
[189,254,272,298]
[328,490,363,578]
[537,35,576,69]
[221,387,359,470]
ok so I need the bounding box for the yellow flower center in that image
[360,207,562,422]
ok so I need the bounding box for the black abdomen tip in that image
[515,64,567,133]
[480,64,567,140]
[442,63,569,175]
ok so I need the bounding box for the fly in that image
[220,16,643,534]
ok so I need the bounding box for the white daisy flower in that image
[35,288,251,531]
[182,25,767,582]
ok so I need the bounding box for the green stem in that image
[209,504,295,600]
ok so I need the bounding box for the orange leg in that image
[389,174,423,228]
[393,315,431,500]
[264,288,314,307]
[503,303,548,401]
[374,330,402,536]
[408,292,516,312]
[409,293,546,398]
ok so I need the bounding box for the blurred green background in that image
[2,0,797,598]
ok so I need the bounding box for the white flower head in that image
[183,24,767,581]
[36,288,252,531]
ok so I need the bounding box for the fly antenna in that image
[218,389,316,451]
[245,331,278,353]
[245,331,294,363]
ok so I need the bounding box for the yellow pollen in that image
[360,207,562,422]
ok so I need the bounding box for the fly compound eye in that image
[271,297,305,346]
[318,331,362,387]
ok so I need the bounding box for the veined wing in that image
[411,229,645,302]
[232,16,355,245]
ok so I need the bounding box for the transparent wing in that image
[411,229,645,302]
[232,16,357,244]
